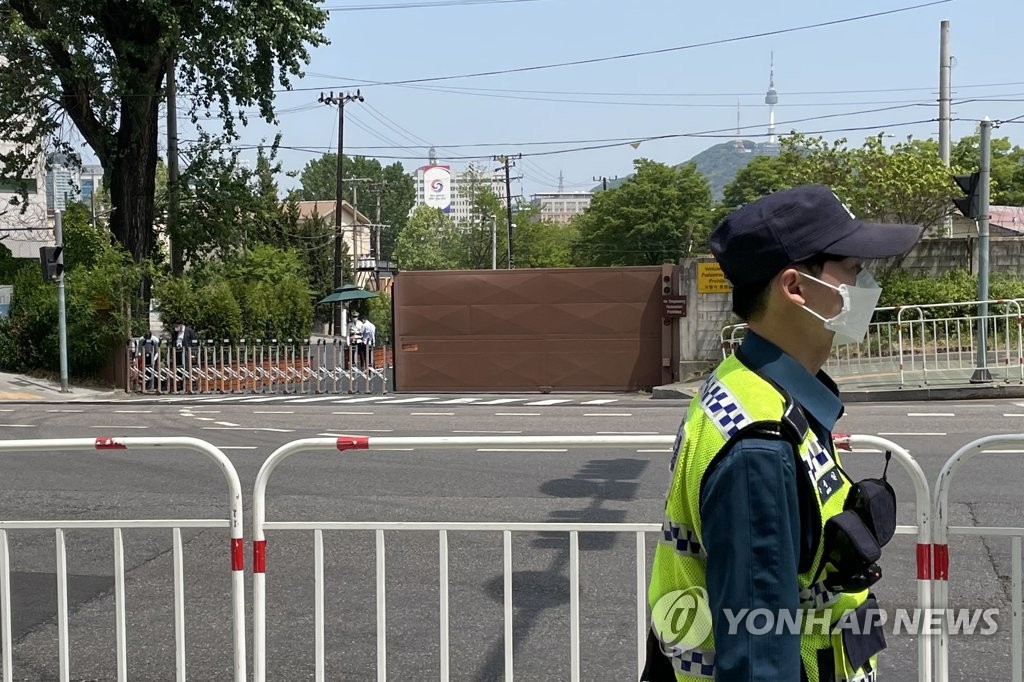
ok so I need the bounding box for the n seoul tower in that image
[764,52,779,145]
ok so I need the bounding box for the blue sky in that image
[191,0,1024,198]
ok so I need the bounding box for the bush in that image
[0,213,141,376]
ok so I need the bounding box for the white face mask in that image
[799,270,882,345]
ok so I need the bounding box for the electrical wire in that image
[293,1,953,88]
[324,0,541,10]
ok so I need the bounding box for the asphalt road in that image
[0,395,1022,681]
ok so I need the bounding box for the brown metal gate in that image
[392,267,677,392]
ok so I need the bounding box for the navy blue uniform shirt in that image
[698,331,843,681]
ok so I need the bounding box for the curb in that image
[652,382,1024,402]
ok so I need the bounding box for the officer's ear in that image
[777,267,809,307]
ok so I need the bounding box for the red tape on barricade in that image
[335,436,369,451]
[95,437,127,450]
[253,540,267,574]
[231,538,244,572]
[933,543,949,581]
[916,543,932,580]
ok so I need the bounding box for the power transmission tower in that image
[318,90,364,335]
[493,154,522,268]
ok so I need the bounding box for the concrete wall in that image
[679,236,1024,372]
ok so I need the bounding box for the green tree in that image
[572,159,713,266]
[721,133,958,236]
[297,154,415,260]
[0,0,327,272]
[394,206,461,271]
[952,134,1024,206]
[513,219,578,268]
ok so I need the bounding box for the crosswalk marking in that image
[137,394,622,407]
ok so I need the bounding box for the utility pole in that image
[319,90,364,335]
[54,211,69,392]
[971,117,993,384]
[167,54,181,275]
[493,154,521,268]
[939,20,953,237]
[374,184,383,290]
[593,176,609,191]
[491,215,497,270]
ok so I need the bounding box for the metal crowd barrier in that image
[126,338,391,396]
[835,434,934,682]
[933,434,1024,682]
[722,299,1024,386]
[250,434,934,682]
[0,437,246,682]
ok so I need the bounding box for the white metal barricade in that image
[0,437,246,682]
[252,435,674,682]
[933,434,1024,682]
[834,434,933,682]
[253,433,931,682]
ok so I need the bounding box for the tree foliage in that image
[393,206,462,271]
[0,203,143,375]
[297,154,415,260]
[571,158,713,266]
[951,134,1024,206]
[723,133,966,236]
[0,0,328,271]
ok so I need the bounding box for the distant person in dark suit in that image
[171,321,197,391]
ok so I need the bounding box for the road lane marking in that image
[115,409,153,413]
[477,448,568,452]
[637,449,672,453]
[203,427,294,432]
[1003,414,1024,417]
[189,410,221,414]
[0,409,14,412]
[90,425,148,429]
[331,396,389,403]
[453,430,524,434]
[318,430,393,436]
[215,421,240,427]
[193,417,216,421]
[284,396,341,404]
[907,412,956,417]
[411,412,455,416]
[331,411,375,415]
[47,409,83,413]
[877,432,947,436]
[597,431,660,435]
[583,413,632,417]
[1,425,36,428]
[241,396,290,402]
[495,412,540,416]
[524,399,571,406]
[380,397,436,404]
[254,410,294,414]
[475,398,526,405]
[580,399,619,405]
[430,398,480,404]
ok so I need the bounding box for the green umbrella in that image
[316,283,379,304]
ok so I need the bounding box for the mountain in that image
[593,140,772,202]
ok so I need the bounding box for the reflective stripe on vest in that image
[648,355,878,682]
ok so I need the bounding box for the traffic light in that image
[39,246,63,282]
[953,172,981,219]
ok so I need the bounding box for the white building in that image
[0,141,51,259]
[294,200,374,286]
[532,191,592,224]
[411,161,505,225]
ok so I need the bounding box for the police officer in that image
[643,185,921,681]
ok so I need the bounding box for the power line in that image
[324,0,541,10]
[302,1,952,88]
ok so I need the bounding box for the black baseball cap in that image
[710,184,923,288]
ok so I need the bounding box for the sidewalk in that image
[652,366,1024,403]
[0,371,123,403]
